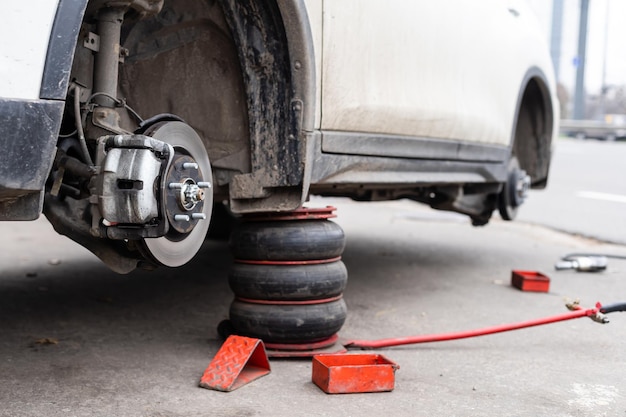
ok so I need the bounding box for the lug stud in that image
[192,213,206,220]
[197,182,211,189]
[174,214,190,222]
[169,182,183,189]
[182,162,199,170]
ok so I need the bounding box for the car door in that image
[319,0,542,149]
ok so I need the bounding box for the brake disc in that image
[141,121,213,266]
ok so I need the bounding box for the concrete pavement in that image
[518,138,626,245]
[0,199,625,416]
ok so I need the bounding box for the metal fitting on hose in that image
[590,312,609,324]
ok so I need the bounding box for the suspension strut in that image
[93,7,125,109]
[85,1,164,138]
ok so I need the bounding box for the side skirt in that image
[308,131,509,188]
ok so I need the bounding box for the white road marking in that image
[568,383,619,409]
[577,191,626,204]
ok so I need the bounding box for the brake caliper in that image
[90,134,208,241]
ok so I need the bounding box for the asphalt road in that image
[518,137,626,245]
[1,139,626,416]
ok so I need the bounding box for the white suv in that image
[0,0,557,344]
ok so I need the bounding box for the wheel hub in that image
[164,154,211,234]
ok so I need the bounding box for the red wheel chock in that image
[199,335,271,392]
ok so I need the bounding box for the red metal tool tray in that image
[511,270,550,292]
[312,353,399,394]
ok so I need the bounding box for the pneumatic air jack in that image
[220,206,349,357]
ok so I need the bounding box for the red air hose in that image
[344,302,613,350]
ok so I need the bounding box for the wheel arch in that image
[275,0,317,133]
[510,67,555,189]
[40,0,89,100]
[42,0,317,214]
[219,0,316,132]
[218,0,317,213]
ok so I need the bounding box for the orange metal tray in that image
[312,353,399,394]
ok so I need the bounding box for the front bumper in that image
[0,98,63,220]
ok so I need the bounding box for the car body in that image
[0,0,557,272]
